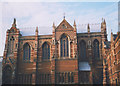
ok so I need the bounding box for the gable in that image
[10,27,17,33]
[56,19,74,30]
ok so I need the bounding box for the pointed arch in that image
[60,33,69,57]
[79,40,86,61]
[42,42,50,60]
[93,39,100,59]
[59,33,70,40]
[23,43,31,61]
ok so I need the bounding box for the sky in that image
[0,0,119,56]
[0,0,119,2]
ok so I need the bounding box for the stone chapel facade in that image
[2,18,120,85]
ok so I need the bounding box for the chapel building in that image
[2,18,120,85]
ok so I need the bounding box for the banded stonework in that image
[2,18,120,85]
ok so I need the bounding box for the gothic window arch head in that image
[93,39,100,59]
[60,33,69,57]
[23,43,31,61]
[42,42,50,60]
[79,40,86,61]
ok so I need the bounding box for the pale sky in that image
[0,0,119,56]
[0,0,119,2]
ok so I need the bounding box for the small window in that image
[62,24,67,29]
[71,73,74,83]
[68,72,70,82]
[12,29,14,32]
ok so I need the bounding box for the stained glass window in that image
[93,39,100,59]
[80,40,86,60]
[42,42,50,60]
[23,43,31,61]
[8,36,14,55]
[60,34,69,57]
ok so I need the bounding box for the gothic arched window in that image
[93,39,100,59]
[8,36,14,55]
[60,34,69,57]
[80,40,86,60]
[23,43,31,61]
[42,42,50,60]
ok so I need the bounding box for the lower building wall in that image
[16,59,79,84]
